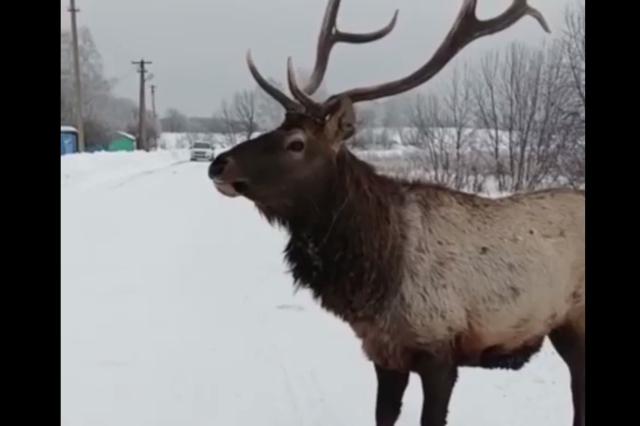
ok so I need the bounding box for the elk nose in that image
[208,155,228,180]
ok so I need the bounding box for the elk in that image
[208,1,585,425]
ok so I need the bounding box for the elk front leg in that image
[415,353,458,426]
[374,363,409,426]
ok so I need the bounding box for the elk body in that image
[208,1,585,425]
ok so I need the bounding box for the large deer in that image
[208,1,585,425]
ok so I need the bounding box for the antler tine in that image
[303,0,399,95]
[322,0,550,106]
[246,50,302,112]
[287,58,324,117]
[335,9,399,43]
[470,0,550,37]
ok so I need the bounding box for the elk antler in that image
[287,0,550,116]
[303,0,398,95]
[246,0,398,113]
[246,50,302,112]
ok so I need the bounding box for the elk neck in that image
[273,148,409,322]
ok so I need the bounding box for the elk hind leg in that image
[549,313,585,426]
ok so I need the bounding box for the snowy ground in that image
[61,150,573,426]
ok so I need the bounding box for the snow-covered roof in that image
[116,131,136,140]
[61,125,78,133]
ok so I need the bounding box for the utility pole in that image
[68,0,85,152]
[151,84,157,119]
[150,84,158,150]
[132,59,152,151]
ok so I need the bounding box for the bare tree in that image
[473,51,509,191]
[219,89,261,144]
[442,66,478,189]
[379,95,411,129]
[471,41,578,191]
[220,100,239,145]
[352,104,378,149]
[255,78,286,129]
[61,28,111,122]
[562,2,585,113]
[161,108,189,132]
[558,1,585,188]
[389,65,494,192]
[61,27,113,148]
[233,90,259,140]
[407,93,455,186]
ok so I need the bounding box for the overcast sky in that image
[61,0,581,117]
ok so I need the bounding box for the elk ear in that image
[324,97,355,145]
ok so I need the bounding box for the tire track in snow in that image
[108,159,192,190]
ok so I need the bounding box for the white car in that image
[190,142,215,161]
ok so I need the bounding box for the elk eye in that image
[286,140,305,152]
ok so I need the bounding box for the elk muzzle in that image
[208,154,248,198]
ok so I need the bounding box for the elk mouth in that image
[213,179,249,198]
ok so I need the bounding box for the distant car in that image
[190,142,215,161]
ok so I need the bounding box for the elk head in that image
[209,0,549,213]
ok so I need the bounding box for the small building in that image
[107,131,136,152]
[61,125,78,155]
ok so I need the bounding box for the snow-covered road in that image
[61,155,573,425]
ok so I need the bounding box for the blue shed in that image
[61,125,78,155]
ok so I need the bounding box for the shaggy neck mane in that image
[259,148,409,322]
